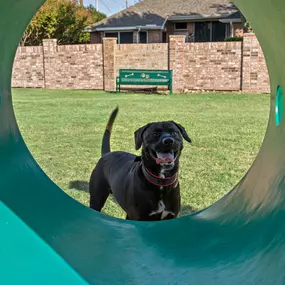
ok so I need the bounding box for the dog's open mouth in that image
[150,150,178,165]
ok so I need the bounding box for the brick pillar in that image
[242,33,255,92]
[103,38,117,92]
[242,33,270,93]
[42,39,58,89]
[169,35,186,93]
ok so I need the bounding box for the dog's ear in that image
[134,124,150,150]
[173,122,192,143]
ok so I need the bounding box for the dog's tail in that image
[101,106,119,156]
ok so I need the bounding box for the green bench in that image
[116,69,173,94]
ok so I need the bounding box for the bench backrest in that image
[119,69,172,81]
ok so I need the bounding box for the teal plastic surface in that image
[276,86,283,125]
[1,0,285,284]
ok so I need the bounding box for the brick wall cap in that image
[243,33,256,37]
[103,38,117,41]
[42,39,57,42]
[169,35,186,39]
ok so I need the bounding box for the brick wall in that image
[12,33,270,94]
[12,46,44,88]
[169,35,242,92]
[13,40,103,90]
[116,43,168,74]
[43,40,103,90]
[183,41,242,91]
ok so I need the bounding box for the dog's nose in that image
[162,137,174,145]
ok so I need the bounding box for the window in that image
[162,32,167,43]
[194,22,211,42]
[194,21,226,42]
[212,22,226,42]
[225,23,232,38]
[105,32,118,39]
[104,32,134,44]
[120,32,133,44]
[139,31,147,43]
[175,22,187,30]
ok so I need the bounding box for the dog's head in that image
[134,121,191,170]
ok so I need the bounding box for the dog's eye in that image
[152,132,159,137]
[171,131,179,136]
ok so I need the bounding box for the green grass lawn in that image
[12,88,270,218]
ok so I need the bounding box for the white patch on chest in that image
[149,200,175,220]
[148,169,175,219]
[159,169,165,191]
[160,169,166,178]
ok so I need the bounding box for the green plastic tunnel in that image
[1,0,285,284]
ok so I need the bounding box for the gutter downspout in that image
[137,26,141,43]
[230,21,234,37]
[161,16,168,43]
[161,16,168,31]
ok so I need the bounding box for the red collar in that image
[141,165,178,187]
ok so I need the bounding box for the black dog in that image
[89,107,191,221]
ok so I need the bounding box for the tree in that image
[21,0,106,46]
[245,21,254,33]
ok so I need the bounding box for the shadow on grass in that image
[69,180,89,192]
[69,180,197,215]
[115,87,170,95]
[69,180,118,203]
[180,205,197,215]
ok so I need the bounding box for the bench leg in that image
[169,82,173,94]
[116,84,121,94]
[169,70,173,94]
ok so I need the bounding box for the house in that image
[85,0,244,44]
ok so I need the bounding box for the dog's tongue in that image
[156,152,174,164]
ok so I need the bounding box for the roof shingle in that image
[90,0,238,30]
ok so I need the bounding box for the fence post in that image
[103,38,117,92]
[42,39,58,89]
[169,35,186,93]
[242,33,270,93]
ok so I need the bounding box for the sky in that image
[84,0,137,16]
